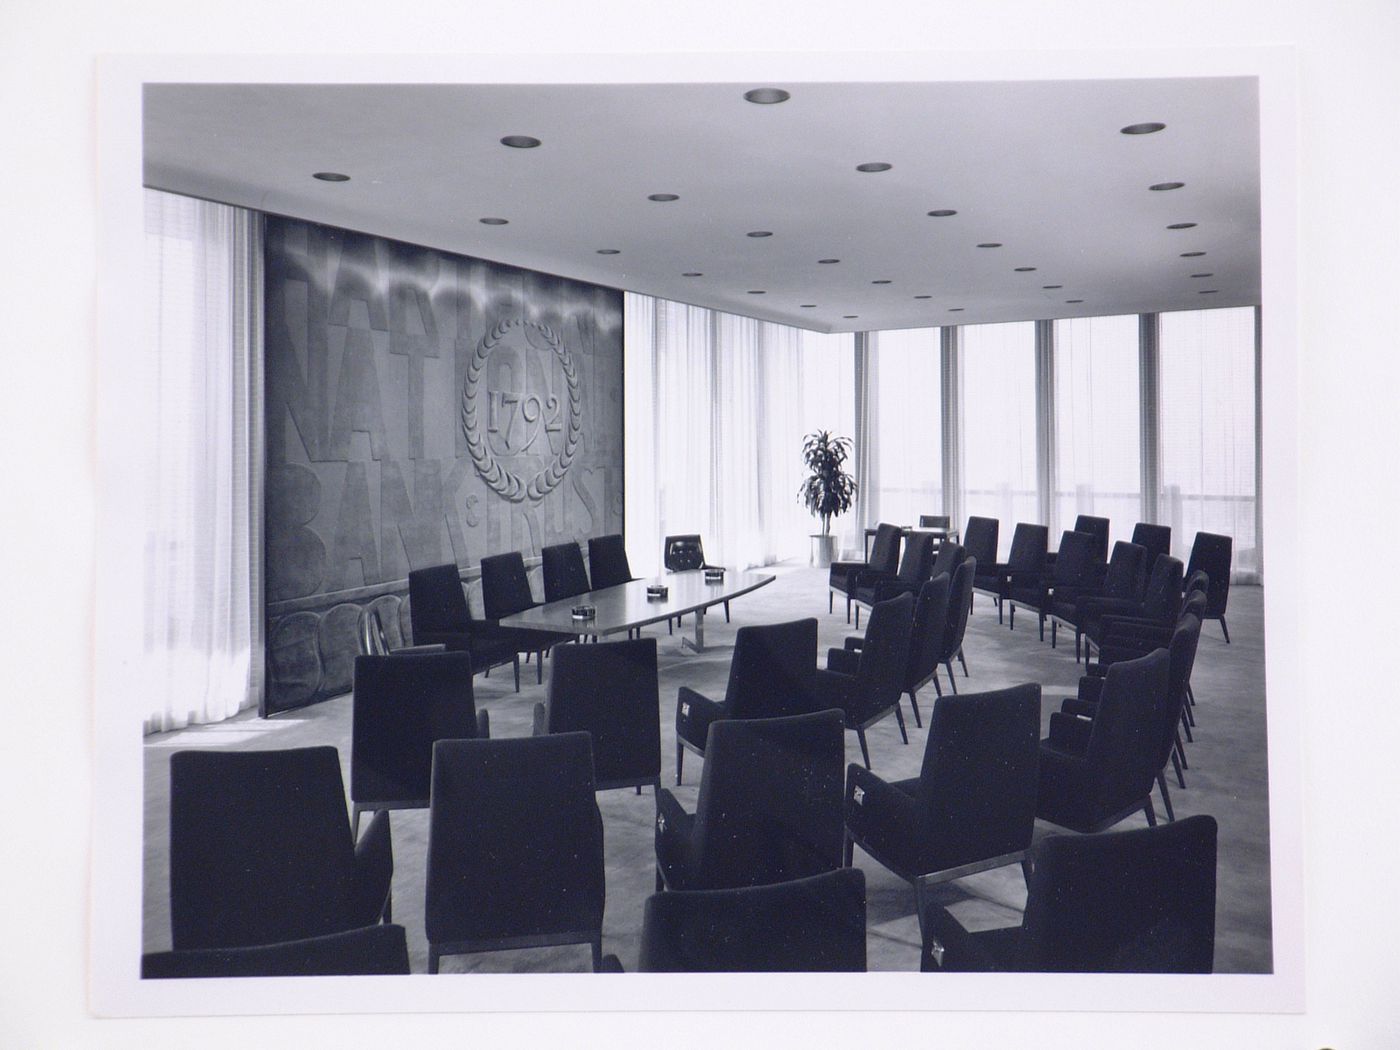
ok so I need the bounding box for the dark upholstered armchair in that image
[357,606,445,657]
[541,541,591,603]
[1079,554,1184,663]
[814,591,914,768]
[655,709,845,892]
[851,530,934,626]
[1130,522,1172,570]
[407,563,521,689]
[920,815,1217,973]
[479,551,575,684]
[841,574,948,730]
[351,651,489,836]
[980,523,1048,627]
[933,558,976,692]
[1036,648,1171,834]
[1186,531,1234,642]
[844,684,1041,927]
[588,533,635,589]
[630,869,867,972]
[169,746,393,950]
[426,733,606,972]
[142,925,410,979]
[534,637,661,793]
[1048,540,1147,659]
[1010,530,1097,641]
[674,617,817,784]
[664,534,730,625]
[829,522,902,623]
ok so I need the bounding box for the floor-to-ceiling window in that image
[960,321,1038,552]
[867,327,942,527]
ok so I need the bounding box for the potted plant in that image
[799,430,857,568]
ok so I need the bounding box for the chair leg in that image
[1175,728,1189,769]
[1038,613,1045,642]
[907,689,922,729]
[857,728,871,770]
[1143,796,1157,827]
[855,605,861,629]
[945,661,958,695]
[1021,857,1034,885]
[1157,772,1176,822]
[428,948,440,975]
[1219,616,1231,643]
[1184,698,1196,727]
[846,597,852,624]
[352,808,361,839]
[1171,747,1186,789]
[932,674,943,698]
[676,744,684,785]
[830,590,834,614]
[537,653,544,685]
[382,890,392,924]
[843,831,855,867]
[957,648,968,677]
[1074,629,1081,662]
[1181,708,1194,743]
[724,600,731,623]
[1009,603,1015,630]
[668,617,673,635]
[1051,619,1057,649]
[996,596,1004,624]
[635,784,642,795]
[513,656,521,692]
[894,703,908,745]
[591,938,603,973]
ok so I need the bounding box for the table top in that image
[498,569,775,637]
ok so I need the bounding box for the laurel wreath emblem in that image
[461,318,583,503]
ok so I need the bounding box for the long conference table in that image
[498,569,775,653]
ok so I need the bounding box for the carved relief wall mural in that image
[263,217,624,712]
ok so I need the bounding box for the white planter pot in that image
[809,533,838,568]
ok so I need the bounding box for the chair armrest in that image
[476,708,490,739]
[1046,710,1093,754]
[873,578,916,602]
[920,902,999,972]
[812,667,855,715]
[391,643,449,655]
[351,809,394,926]
[843,635,864,652]
[826,647,861,676]
[531,702,547,737]
[675,686,727,751]
[1078,596,1142,620]
[1059,697,1098,719]
[654,788,698,888]
[1076,676,1104,703]
[844,763,920,862]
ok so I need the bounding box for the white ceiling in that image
[144,77,1260,334]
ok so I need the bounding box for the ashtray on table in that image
[570,605,597,620]
[703,567,726,583]
[646,585,669,601]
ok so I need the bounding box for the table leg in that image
[680,607,707,653]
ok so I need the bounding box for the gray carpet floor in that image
[142,564,1271,974]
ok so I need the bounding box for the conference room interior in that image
[133,73,1273,980]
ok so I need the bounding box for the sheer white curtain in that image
[867,327,942,526]
[140,190,263,732]
[624,293,857,573]
[1159,307,1259,581]
[1054,314,1141,544]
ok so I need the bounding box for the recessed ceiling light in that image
[1181,251,1207,257]
[500,135,541,149]
[682,272,703,277]
[747,231,773,238]
[872,279,892,285]
[1150,181,1185,191]
[744,87,790,104]
[800,304,817,308]
[1121,122,1167,135]
[1167,222,1198,230]
[748,290,766,294]
[843,314,858,319]
[914,295,932,300]
[479,217,509,225]
[596,249,620,255]
[977,242,1002,248]
[927,209,957,217]
[1066,299,1084,304]
[1014,267,1037,272]
[948,307,965,312]
[1042,284,1063,290]
[1199,289,1219,294]
[856,162,892,173]
[648,193,680,202]
[1190,272,1214,278]
[818,258,840,264]
[312,171,350,182]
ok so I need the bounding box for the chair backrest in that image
[1130,523,1172,568]
[1153,615,1203,771]
[1072,515,1111,563]
[358,607,391,656]
[963,516,999,567]
[479,551,536,619]
[637,869,867,972]
[906,574,951,690]
[928,540,964,584]
[426,733,604,945]
[1102,541,1149,602]
[725,617,819,719]
[588,534,634,589]
[1017,816,1218,972]
[544,637,661,789]
[855,592,915,708]
[868,523,903,574]
[352,651,482,808]
[1007,523,1049,572]
[939,558,976,661]
[916,683,1041,870]
[169,746,357,950]
[408,563,470,638]
[1143,555,1186,623]
[1184,568,1210,599]
[1085,648,1171,813]
[1186,532,1233,615]
[919,514,951,530]
[693,709,846,889]
[142,924,411,979]
[1052,530,1099,590]
[894,530,935,584]
[542,542,591,603]
[664,534,707,571]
